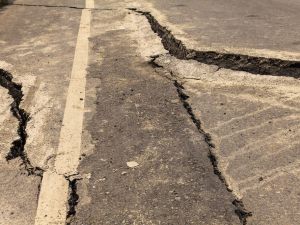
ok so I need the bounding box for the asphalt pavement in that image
[144,0,300,56]
[0,0,299,225]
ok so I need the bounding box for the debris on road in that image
[126,161,139,168]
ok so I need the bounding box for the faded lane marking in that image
[54,7,91,176]
[34,1,93,224]
[86,0,94,9]
[35,172,69,225]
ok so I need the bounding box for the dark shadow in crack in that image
[136,9,255,224]
[0,68,43,176]
[130,9,300,79]
[0,0,14,15]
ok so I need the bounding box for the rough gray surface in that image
[73,10,240,225]
[0,1,81,169]
[155,55,300,225]
[0,0,299,224]
[3,0,85,8]
[0,2,81,224]
[145,0,300,54]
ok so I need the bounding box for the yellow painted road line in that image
[35,1,93,224]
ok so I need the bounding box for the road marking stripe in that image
[86,0,95,9]
[35,172,69,225]
[54,7,91,175]
[35,1,93,224]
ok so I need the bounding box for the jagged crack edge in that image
[130,8,300,79]
[132,8,254,223]
[0,68,43,177]
[173,80,252,224]
[66,178,80,225]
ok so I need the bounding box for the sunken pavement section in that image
[0,1,300,225]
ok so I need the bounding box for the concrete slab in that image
[140,0,300,59]
[3,0,85,8]
[0,159,41,225]
[0,3,81,223]
[72,9,240,225]
[0,76,41,225]
[155,55,300,225]
[0,2,81,170]
[1,0,298,224]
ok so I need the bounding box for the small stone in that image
[171,99,179,104]
[127,161,139,168]
[186,52,196,59]
[121,171,127,175]
[175,197,181,201]
[99,177,106,182]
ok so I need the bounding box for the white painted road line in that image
[34,172,69,225]
[34,1,93,224]
[86,0,95,9]
[54,7,91,176]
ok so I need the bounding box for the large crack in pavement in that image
[173,80,252,224]
[148,64,253,224]
[129,9,257,224]
[129,9,300,79]
[66,176,80,225]
[0,69,82,223]
[0,69,43,177]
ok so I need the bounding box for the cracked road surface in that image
[0,0,299,225]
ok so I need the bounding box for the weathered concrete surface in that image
[0,159,40,225]
[0,75,40,225]
[0,0,299,224]
[126,3,300,223]
[3,0,85,8]
[135,0,300,60]
[0,83,12,127]
[155,55,300,225]
[0,2,81,224]
[0,2,81,169]
[72,9,240,225]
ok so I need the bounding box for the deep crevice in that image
[0,69,43,176]
[132,9,254,224]
[173,80,252,224]
[130,9,300,79]
[233,199,253,224]
[66,179,79,225]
